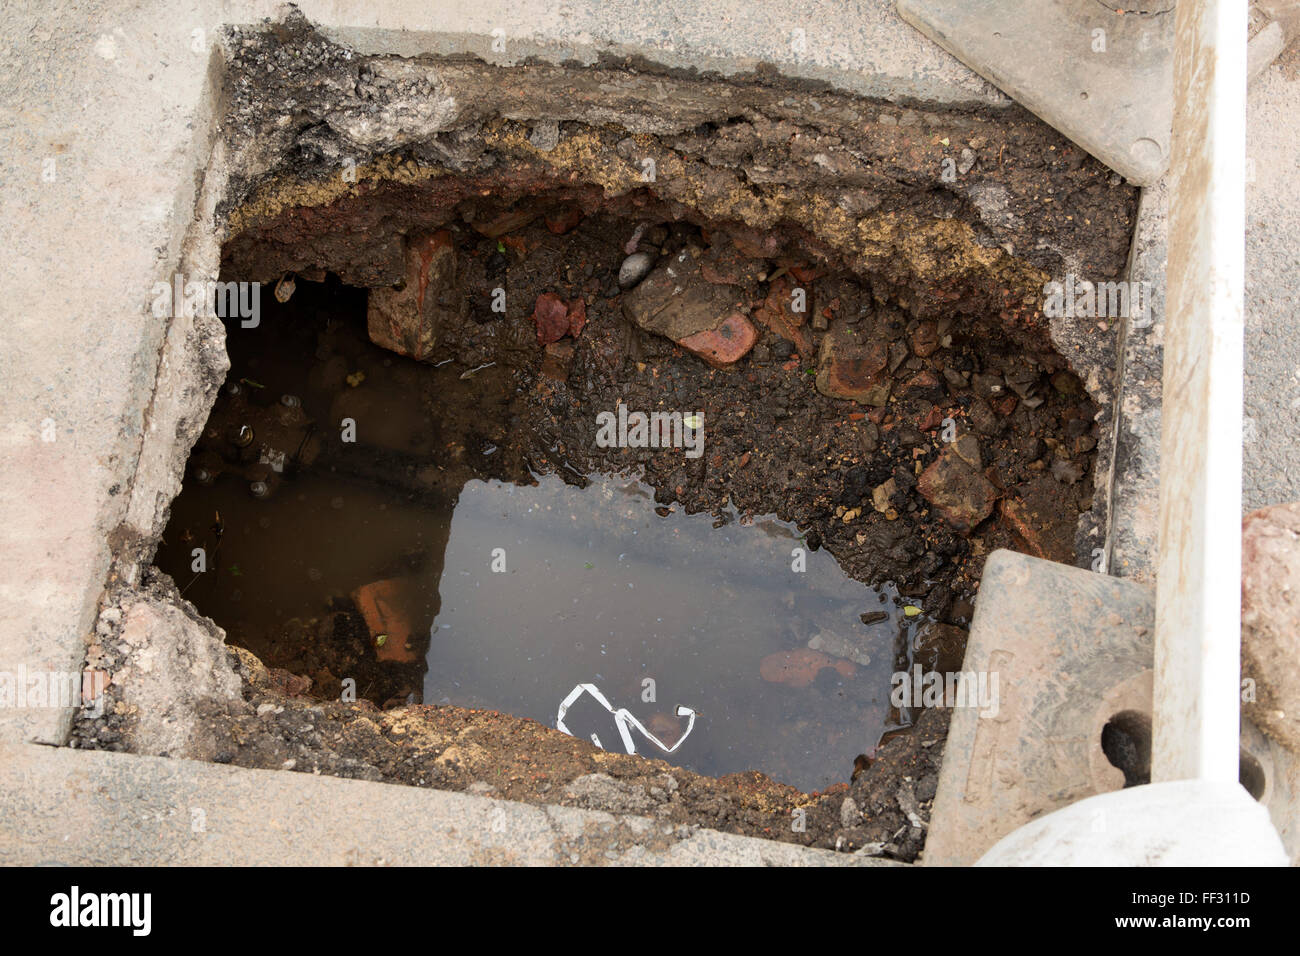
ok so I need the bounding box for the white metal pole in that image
[1153,0,1247,783]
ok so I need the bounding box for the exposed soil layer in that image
[75,13,1139,857]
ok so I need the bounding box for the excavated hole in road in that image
[155,181,1099,807]
[105,16,1143,855]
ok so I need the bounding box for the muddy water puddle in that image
[154,281,940,790]
[425,472,910,790]
[162,459,912,792]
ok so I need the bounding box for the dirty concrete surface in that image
[1244,64,1300,511]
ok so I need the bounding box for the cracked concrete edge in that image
[0,0,233,747]
[120,56,232,552]
[1105,178,1167,584]
[0,742,896,866]
[251,0,1009,108]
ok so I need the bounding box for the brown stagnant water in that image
[157,281,923,792]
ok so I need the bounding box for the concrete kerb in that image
[0,742,891,866]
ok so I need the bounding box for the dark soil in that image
[216,632,951,859]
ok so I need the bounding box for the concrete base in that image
[925,549,1298,866]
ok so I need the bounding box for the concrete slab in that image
[0,742,888,866]
[0,0,227,746]
[898,1,1287,187]
[925,549,1299,866]
[898,0,1175,185]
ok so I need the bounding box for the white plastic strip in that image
[1153,0,1246,783]
[555,682,696,755]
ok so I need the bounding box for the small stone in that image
[909,320,939,358]
[840,797,860,828]
[618,251,655,289]
[951,433,983,470]
[991,394,1019,416]
[754,275,813,357]
[528,120,560,152]
[872,478,897,514]
[957,147,976,175]
[972,372,1006,401]
[529,292,586,345]
[540,340,575,381]
[901,369,945,402]
[917,441,997,533]
[1051,457,1085,484]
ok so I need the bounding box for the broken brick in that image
[351,578,422,664]
[677,312,759,369]
[815,325,890,406]
[759,648,856,688]
[530,292,586,346]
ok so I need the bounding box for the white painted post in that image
[1153,0,1246,783]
